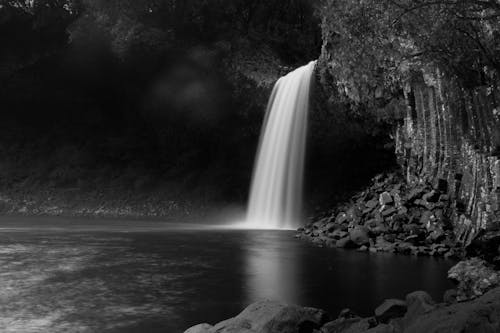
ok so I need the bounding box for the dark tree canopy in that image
[319,0,500,105]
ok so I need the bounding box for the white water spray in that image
[244,61,316,230]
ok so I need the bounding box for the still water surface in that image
[0,217,454,333]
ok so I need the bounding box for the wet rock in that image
[395,242,413,254]
[331,229,349,239]
[402,291,435,328]
[324,222,339,233]
[337,237,354,248]
[404,287,500,333]
[448,258,500,300]
[358,245,368,252]
[374,299,407,323]
[349,226,370,246]
[191,300,328,333]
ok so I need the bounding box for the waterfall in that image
[245,61,316,230]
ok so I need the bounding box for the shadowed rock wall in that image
[396,70,500,245]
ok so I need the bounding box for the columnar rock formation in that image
[396,71,500,245]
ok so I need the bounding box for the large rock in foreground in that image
[183,300,328,333]
[185,288,500,333]
[404,287,500,333]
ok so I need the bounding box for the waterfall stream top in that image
[244,61,316,230]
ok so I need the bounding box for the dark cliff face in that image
[316,1,500,243]
[396,71,500,245]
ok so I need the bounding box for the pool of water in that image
[0,216,455,333]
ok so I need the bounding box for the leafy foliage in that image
[319,0,500,105]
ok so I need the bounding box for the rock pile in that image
[184,287,500,333]
[298,172,462,258]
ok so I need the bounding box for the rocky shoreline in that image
[184,254,500,333]
[184,285,500,333]
[298,172,499,266]
[184,171,500,332]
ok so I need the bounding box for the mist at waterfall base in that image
[236,61,316,230]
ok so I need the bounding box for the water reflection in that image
[243,231,300,305]
[0,218,456,333]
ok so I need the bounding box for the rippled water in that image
[0,217,455,333]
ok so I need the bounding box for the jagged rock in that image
[321,318,362,333]
[331,230,349,239]
[324,222,340,232]
[419,211,433,225]
[349,226,370,246]
[402,291,435,328]
[403,235,420,245]
[337,236,354,248]
[448,258,500,301]
[407,188,425,201]
[374,299,407,323]
[379,192,393,205]
[381,207,397,217]
[422,190,440,203]
[395,242,413,254]
[185,300,329,333]
[369,224,389,236]
[366,199,378,209]
[404,287,500,333]
[336,213,348,224]
[375,237,395,252]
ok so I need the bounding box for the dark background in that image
[0,0,393,217]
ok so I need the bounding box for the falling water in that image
[245,61,316,230]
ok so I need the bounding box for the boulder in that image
[379,192,393,205]
[184,323,213,333]
[337,236,355,248]
[448,258,500,301]
[336,213,348,224]
[349,226,370,246]
[331,229,349,239]
[366,199,378,209]
[374,299,407,323]
[187,300,329,333]
[402,291,435,328]
[405,287,500,333]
